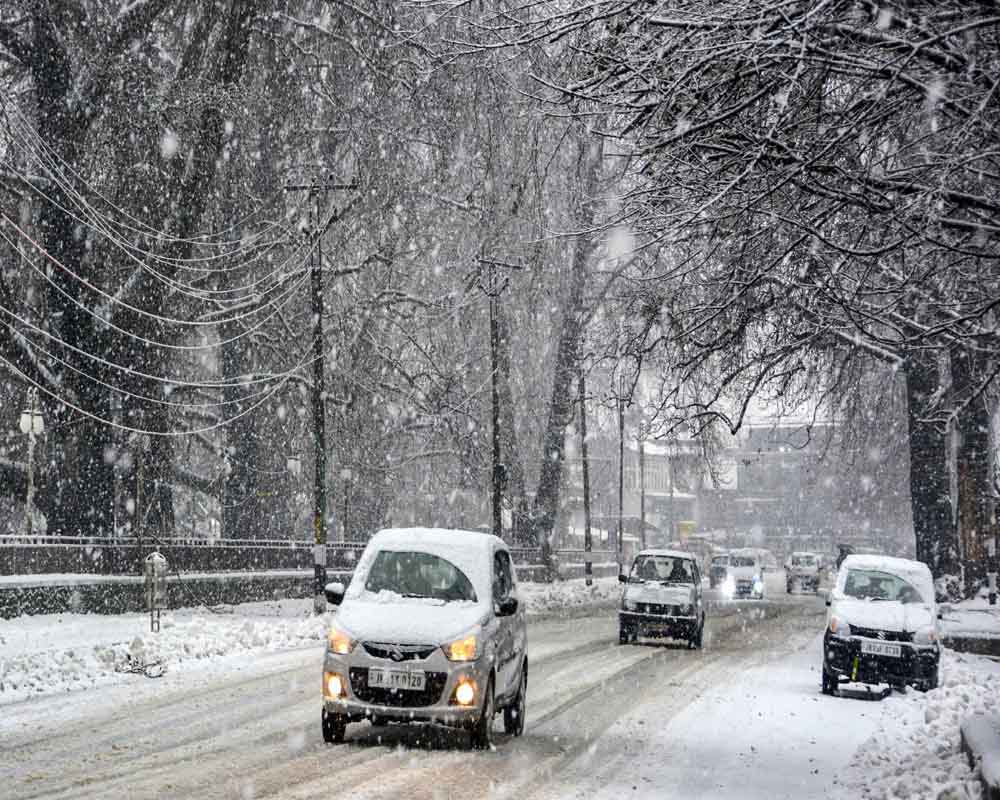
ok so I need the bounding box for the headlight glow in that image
[324,671,346,699]
[623,598,637,611]
[829,616,852,638]
[327,625,356,655]
[454,679,476,706]
[443,633,479,661]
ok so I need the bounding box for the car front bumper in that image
[322,648,489,727]
[824,633,939,687]
[619,610,698,637]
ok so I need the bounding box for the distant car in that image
[618,549,706,648]
[822,554,941,694]
[709,553,730,588]
[321,528,528,749]
[726,549,766,599]
[785,551,821,593]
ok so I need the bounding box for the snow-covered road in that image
[1,583,844,800]
[6,574,992,800]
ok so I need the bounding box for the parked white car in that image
[822,554,941,694]
[785,551,821,593]
[321,528,528,748]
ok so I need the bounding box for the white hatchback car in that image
[321,528,528,749]
[823,554,941,693]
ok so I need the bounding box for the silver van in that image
[321,527,528,749]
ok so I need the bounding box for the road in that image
[1,582,831,799]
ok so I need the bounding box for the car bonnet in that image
[833,597,934,633]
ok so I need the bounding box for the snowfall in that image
[1,577,998,799]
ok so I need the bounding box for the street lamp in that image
[18,388,44,536]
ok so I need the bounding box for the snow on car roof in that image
[369,526,507,554]
[838,554,934,596]
[635,549,697,561]
[790,551,817,557]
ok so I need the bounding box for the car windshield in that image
[630,555,695,584]
[842,568,926,603]
[712,556,729,566]
[792,556,815,566]
[730,556,756,567]
[364,550,477,602]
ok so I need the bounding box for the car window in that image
[364,550,477,602]
[630,556,695,584]
[493,550,514,600]
[731,556,756,567]
[841,568,925,603]
[792,556,815,566]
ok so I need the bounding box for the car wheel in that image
[619,622,633,645]
[321,709,347,744]
[920,669,939,692]
[503,666,527,736]
[470,675,495,750]
[821,666,836,696]
[689,616,704,650]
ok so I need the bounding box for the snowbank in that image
[0,577,620,706]
[837,649,1000,799]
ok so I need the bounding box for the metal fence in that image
[0,534,616,577]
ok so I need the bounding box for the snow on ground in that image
[0,576,620,706]
[838,650,1000,800]
[556,629,1000,800]
[940,590,1000,641]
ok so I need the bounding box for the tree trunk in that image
[904,352,958,587]
[528,137,604,578]
[952,348,993,597]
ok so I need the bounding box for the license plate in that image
[860,640,901,658]
[368,668,426,691]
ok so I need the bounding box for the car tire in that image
[821,666,836,696]
[689,616,704,650]
[920,669,939,692]
[470,675,495,750]
[321,709,347,744]
[503,665,527,736]
[786,582,793,594]
[619,622,634,645]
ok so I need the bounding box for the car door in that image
[492,549,518,698]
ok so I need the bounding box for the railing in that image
[0,534,616,577]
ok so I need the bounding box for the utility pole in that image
[284,176,357,614]
[639,421,646,551]
[579,368,593,586]
[475,254,522,542]
[617,374,626,574]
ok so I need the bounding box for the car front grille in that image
[362,642,438,661]
[852,627,914,643]
[349,668,448,707]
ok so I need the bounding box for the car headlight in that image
[829,616,852,639]
[623,597,637,611]
[327,624,356,655]
[679,603,695,617]
[442,632,479,662]
[913,627,937,646]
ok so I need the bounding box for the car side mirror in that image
[324,581,346,606]
[496,596,518,617]
[618,574,628,584]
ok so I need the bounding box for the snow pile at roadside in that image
[0,607,329,704]
[519,576,620,617]
[838,650,1000,799]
